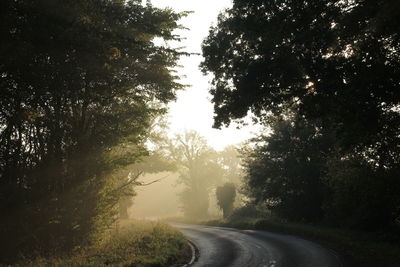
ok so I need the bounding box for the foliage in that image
[8,220,190,267]
[242,113,400,227]
[201,0,400,148]
[216,183,236,218]
[202,0,400,230]
[229,203,270,219]
[324,155,400,230]
[0,0,186,262]
[161,132,246,219]
[242,114,331,222]
[164,130,223,218]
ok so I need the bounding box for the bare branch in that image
[137,174,170,186]
[110,171,144,195]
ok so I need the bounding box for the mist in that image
[129,172,184,219]
[128,171,224,220]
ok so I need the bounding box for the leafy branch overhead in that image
[203,0,400,230]
[201,0,400,150]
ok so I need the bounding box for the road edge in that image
[181,240,198,266]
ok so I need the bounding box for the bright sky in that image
[151,0,261,150]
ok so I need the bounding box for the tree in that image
[242,114,331,222]
[241,111,400,227]
[0,0,187,261]
[216,183,236,218]
[214,145,246,207]
[202,0,400,229]
[164,130,223,218]
[201,0,400,154]
[218,145,244,185]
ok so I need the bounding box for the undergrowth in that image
[9,220,190,267]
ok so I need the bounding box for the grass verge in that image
[10,220,191,267]
[202,217,400,267]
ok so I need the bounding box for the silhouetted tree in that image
[201,1,400,150]
[242,113,332,222]
[202,0,400,230]
[216,183,236,218]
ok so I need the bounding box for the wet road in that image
[173,224,345,267]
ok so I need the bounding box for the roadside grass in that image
[202,216,400,267]
[10,220,191,267]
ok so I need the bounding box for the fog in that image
[129,171,224,220]
[129,172,183,219]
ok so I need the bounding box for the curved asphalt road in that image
[173,224,345,267]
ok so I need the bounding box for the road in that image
[173,224,345,267]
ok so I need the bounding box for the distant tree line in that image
[201,0,400,230]
[0,0,187,262]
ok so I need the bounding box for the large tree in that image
[0,0,186,261]
[164,130,223,218]
[202,0,400,229]
[201,0,400,155]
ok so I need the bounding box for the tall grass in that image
[8,220,190,267]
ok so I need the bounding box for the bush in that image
[230,204,270,219]
[324,157,400,230]
[216,183,236,218]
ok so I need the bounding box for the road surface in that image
[173,224,345,267]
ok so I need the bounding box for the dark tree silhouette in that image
[202,0,400,230]
[242,113,331,222]
[201,0,400,161]
[216,183,236,218]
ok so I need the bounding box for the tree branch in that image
[137,174,170,186]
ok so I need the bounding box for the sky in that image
[151,0,261,150]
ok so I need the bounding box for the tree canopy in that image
[201,0,400,153]
[202,0,400,230]
[0,0,187,261]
